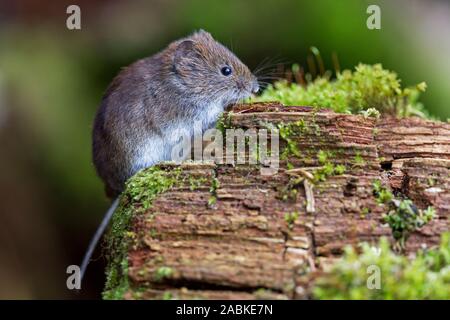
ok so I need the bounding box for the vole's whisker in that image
[254,55,287,69]
[253,56,289,77]
[253,56,274,73]
[257,75,283,80]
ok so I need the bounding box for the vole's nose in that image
[251,81,260,94]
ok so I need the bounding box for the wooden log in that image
[103,102,450,300]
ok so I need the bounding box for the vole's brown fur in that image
[93,30,258,197]
[82,30,258,281]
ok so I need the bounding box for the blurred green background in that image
[0,0,449,299]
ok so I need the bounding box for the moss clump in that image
[372,180,393,204]
[284,211,299,229]
[162,291,173,300]
[278,119,335,163]
[188,176,208,191]
[360,207,370,218]
[208,175,220,207]
[353,152,365,167]
[278,120,306,160]
[154,266,174,282]
[360,108,381,119]
[253,63,430,118]
[313,150,346,183]
[313,163,345,183]
[383,200,435,249]
[277,176,303,201]
[102,165,181,299]
[372,180,436,249]
[313,234,450,299]
[216,112,233,133]
[277,120,346,183]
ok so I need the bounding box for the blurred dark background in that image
[0,0,449,299]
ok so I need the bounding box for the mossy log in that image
[104,102,450,300]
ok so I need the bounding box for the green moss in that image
[312,151,346,183]
[162,291,173,300]
[278,129,346,189]
[216,112,233,133]
[253,288,269,299]
[334,164,346,175]
[360,107,381,119]
[102,165,182,300]
[372,180,393,204]
[280,146,345,184]
[253,63,431,118]
[207,195,217,206]
[149,228,158,238]
[284,211,299,229]
[210,176,220,193]
[372,180,436,249]
[313,163,334,182]
[313,234,450,299]
[278,120,306,159]
[427,178,436,187]
[154,266,174,282]
[131,288,145,300]
[353,152,365,166]
[278,176,303,201]
[277,118,340,170]
[188,176,208,191]
[384,200,435,249]
[360,207,370,218]
[317,150,330,165]
[207,175,220,207]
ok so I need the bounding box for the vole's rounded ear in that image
[196,29,213,40]
[174,40,198,67]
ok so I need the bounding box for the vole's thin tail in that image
[80,197,120,281]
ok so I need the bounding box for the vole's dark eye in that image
[221,66,232,76]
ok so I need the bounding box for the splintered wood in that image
[116,102,449,300]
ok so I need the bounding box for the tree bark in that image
[108,102,450,300]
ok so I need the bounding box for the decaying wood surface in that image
[112,102,450,300]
